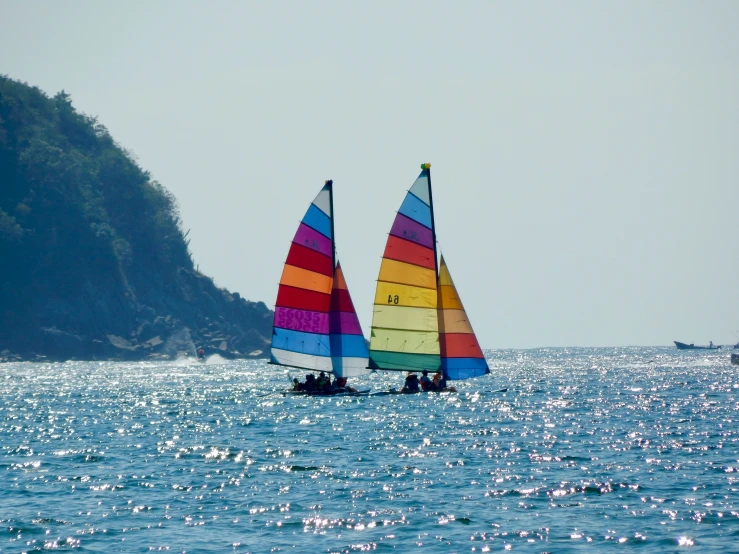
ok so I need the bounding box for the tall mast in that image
[423,163,439,275]
[326,179,336,269]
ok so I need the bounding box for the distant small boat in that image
[674,341,721,350]
[732,353,739,365]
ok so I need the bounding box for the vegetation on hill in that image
[0,75,271,361]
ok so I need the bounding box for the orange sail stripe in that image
[280,265,332,295]
[333,264,348,290]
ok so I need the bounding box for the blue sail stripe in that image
[302,204,332,239]
[329,334,369,359]
[441,357,490,380]
[398,193,432,229]
[272,327,330,357]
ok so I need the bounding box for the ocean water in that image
[1,347,738,553]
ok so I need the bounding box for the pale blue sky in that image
[2,1,738,348]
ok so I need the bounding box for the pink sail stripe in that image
[329,311,363,335]
[293,223,333,257]
[274,307,329,334]
[389,214,434,249]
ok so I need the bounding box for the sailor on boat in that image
[401,372,421,393]
[432,371,446,390]
[197,348,205,361]
[303,373,317,391]
[420,370,433,391]
[333,377,358,393]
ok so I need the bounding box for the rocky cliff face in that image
[0,76,272,362]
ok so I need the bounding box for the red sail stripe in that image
[276,285,331,312]
[285,243,333,277]
[383,235,436,270]
[439,333,485,359]
[329,288,355,312]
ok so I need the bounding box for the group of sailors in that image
[401,370,455,393]
[291,369,455,394]
[291,372,358,393]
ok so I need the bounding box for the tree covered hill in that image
[0,75,271,361]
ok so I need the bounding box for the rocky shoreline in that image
[0,269,273,364]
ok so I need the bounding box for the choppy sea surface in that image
[1,347,738,553]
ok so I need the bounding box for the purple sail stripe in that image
[293,223,333,257]
[389,214,434,249]
[329,311,363,335]
[274,307,329,334]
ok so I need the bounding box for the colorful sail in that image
[368,165,441,371]
[437,255,490,380]
[271,182,335,371]
[329,262,369,377]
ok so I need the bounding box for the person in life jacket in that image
[197,348,205,360]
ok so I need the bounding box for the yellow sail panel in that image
[438,308,474,334]
[378,259,436,289]
[438,262,454,286]
[372,305,438,332]
[438,284,463,310]
[370,328,440,355]
[374,282,437,309]
[280,264,333,294]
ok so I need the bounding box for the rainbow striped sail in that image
[271,181,369,377]
[368,165,489,381]
[438,255,489,379]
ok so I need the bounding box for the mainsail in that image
[368,164,489,380]
[368,165,441,371]
[271,180,369,377]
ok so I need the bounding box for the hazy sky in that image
[2,1,738,348]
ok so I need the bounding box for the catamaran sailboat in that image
[270,180,370,395]
[368,164,489,391]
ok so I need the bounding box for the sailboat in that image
[368,164,489,389]
[270,180,370,394]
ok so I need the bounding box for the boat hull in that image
[731,353,739,366]
[674,341,721,350]
[370,388,458,396]
[283,389,370,397]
